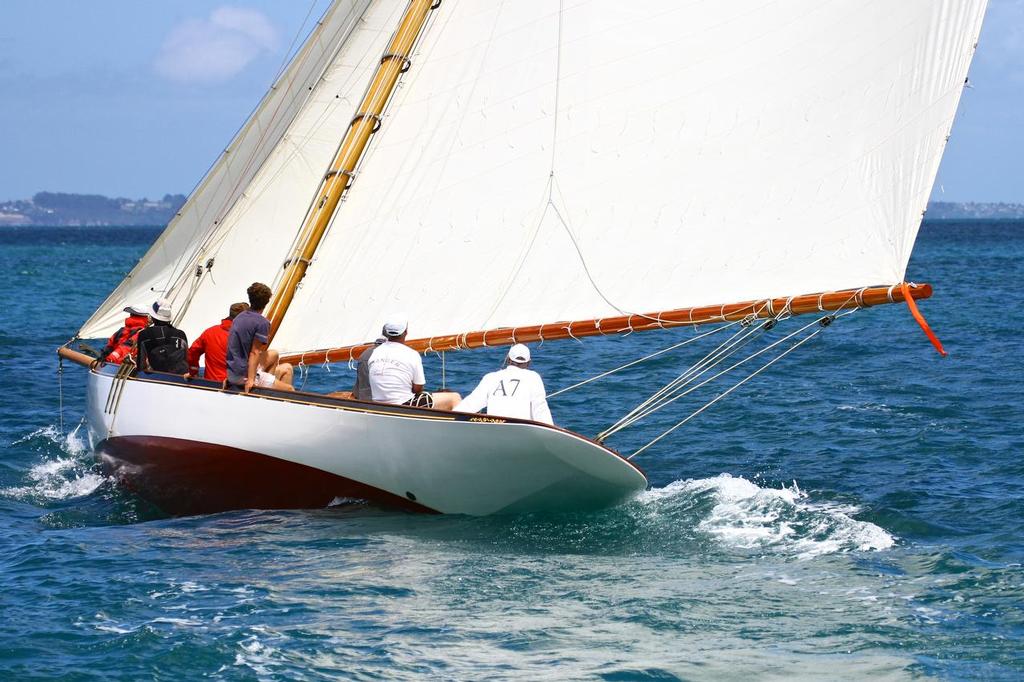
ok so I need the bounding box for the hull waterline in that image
[85,367,647,516]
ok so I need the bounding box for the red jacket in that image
[187,318,232,382]
[101,314,149,364]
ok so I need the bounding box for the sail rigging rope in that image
[628,316,835,460]
[165,0,336,297]
[57,357,64,434]
[619,308,858,458]
[599,289,863,442]
[600,312,781,440]
[162,1,389,325]
[546,316,748,399]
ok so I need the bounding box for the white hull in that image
[85,367,647,516]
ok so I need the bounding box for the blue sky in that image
[0,1,1020,202]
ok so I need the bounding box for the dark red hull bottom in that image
[97,436,436,516]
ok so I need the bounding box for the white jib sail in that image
[79,0,403,340]
[268,0,987,356]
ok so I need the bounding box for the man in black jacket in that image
[135,298,189,375]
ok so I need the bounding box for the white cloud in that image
[154,6,279,84]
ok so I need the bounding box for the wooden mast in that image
[264,0,439,342]
[279,282,934,365]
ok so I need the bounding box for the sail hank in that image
[265,0,440,341]
[278,282,933,365]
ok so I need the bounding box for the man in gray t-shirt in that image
[225,308,270,387]
[225,282,293,392]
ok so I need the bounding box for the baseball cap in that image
[508,343,531,364]
[123,303,150,316]
[150,298,173,323]
[382,314,408,338]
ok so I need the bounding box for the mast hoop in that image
[350,112,382,133]
[380,53,412,73]
[282,256,313,269]
[324,168,355,191]
[324,168,355,181]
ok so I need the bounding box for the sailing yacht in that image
[59,0,987,515]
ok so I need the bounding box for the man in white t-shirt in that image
[454,344,553,424]
[366,315,460,410]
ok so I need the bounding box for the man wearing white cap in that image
[454,344,553,425]
[365,315,460,410]
[135,298,189,375]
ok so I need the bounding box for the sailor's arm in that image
[186,333,205,376]
[136,336,151,373]
[98,328,120,361]
[246,339,266,393]
[412,354,426,395]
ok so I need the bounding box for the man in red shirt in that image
[98,304,150,365]
[187,302,248,382]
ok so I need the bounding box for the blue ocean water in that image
[1,222,1022,679]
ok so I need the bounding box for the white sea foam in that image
[234,633,282,676]
[2,424,104,501]
[642,473,894,559]
[11,423,88,456]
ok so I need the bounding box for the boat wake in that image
[640,474,894,559]
[1,424,106,503]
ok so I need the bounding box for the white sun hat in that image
[507,343,531,364]
[382,313,408,337]
[150,298,173,323]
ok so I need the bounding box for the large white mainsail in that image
[78,0,400,340]
[267,0,986,356]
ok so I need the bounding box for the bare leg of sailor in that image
[431,391,461,411]
[275,362,294,386]
[272,377,295,392]
[257,349,280,374]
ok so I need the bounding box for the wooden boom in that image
[279,282,933,366]
[57,346,97,368]
[264,0,439,342]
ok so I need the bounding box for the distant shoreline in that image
[3,219,1024,231]
[1,193,1022,226]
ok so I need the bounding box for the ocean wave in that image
[1,424,105,502]
[640,474,894,559]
